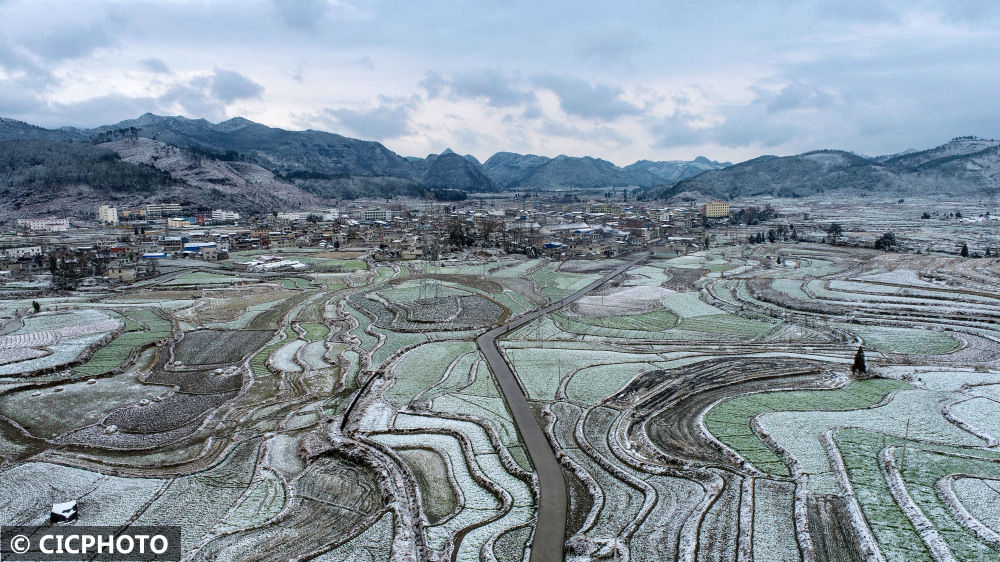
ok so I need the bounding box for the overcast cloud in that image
[0,0,998,164]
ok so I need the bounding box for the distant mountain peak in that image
[214,116,256,132]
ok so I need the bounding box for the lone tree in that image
[827,223,843,245]
[852,346,867,376]
[32,300,40,313]
[961,242,969,257]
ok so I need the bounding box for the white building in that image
[145,202,182,217]
[1,246,42,259]
[211,209,241,221]
[350,208,396,221]
[16,218,69,232]
[98,205,119,225]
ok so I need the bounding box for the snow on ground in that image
[270,339,304,372]
[855,269,946,288]
[953,477,1000,534]
[758,389,980,493]
[572,286,675,317]
[662,292,726,318]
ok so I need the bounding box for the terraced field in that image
[3,240,1000,561]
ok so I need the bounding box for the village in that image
[4,192,995,296]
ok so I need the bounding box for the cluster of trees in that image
[747,223,798,244]
[874,231,897,251]
[48,249,109,290]
[731,205,778,225]
[90,127,140,144]
[446,216,508,250]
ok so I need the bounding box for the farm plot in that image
[835,324,960,355]
[531,263,600,301]
[502,346,657,400]
[132,439,261,551]
[173,330,274,366]
[353,287,504,332]
[0,367,165,439]
[384,341,477,409]
[830,428,997,561]
[299,322,330,342]
[161,271,256,287]
[705,378,910,476]
[0,462,165,526]
[179,286,298,328]
[428,359,531,469]
[74,308,172,377]
[384,411,534,559]
[397,447,459,523]
[369,431,503,552]
[270,339,305,372]
[279,277,312,289]
[952,477,1000,534]
[893,447,1000,560]
[756,387,979,493]
[677,313,779,338]
[56,389,238,449]
[570,285,675,316]
[0,309,124,376]
[192,454,384,560]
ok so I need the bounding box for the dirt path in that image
[476,252,648,562]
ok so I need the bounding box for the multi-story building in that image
[16,218,69,232]
[590,203,622,215]
[350,208,396,222]
[1,246,42,259]
[166,217,195,228]
[702,200,731,218]
[98,205,119,225]
[145,203,183,217]
[211,209,241,221]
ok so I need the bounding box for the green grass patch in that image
[299,322,329,342]
[280,277,312,290]
[250,328,293,378]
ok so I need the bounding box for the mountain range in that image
[656,136,1000,200]
[1,113,997,220]
[0,114,729,217]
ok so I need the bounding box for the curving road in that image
[477,252,648,562]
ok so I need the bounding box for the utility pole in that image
[900,419,910,475]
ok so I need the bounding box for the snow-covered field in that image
[4,225,1000,560]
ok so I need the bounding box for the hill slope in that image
[656,138,1000,200]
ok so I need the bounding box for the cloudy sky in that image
[1,1,998,165]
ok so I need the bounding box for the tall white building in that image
[98,205,119,225]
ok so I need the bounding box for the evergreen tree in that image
[961,243,969,257]
[852,346,867,375]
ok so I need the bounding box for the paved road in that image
[476,253,648,562]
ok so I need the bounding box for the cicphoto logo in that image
[1,526,181,561]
